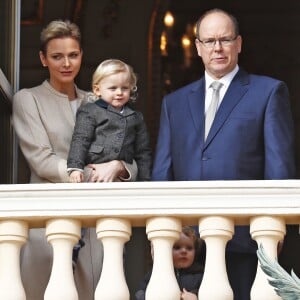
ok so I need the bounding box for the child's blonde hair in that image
[91,59,138,102]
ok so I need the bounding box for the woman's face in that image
[39,37,82,89]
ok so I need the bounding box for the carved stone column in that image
[198,216,234,300]
[145,217,181,300]
[0,220,28,300]
[44,218,81,300]
[95,218,131,300]
[250,216,285,300]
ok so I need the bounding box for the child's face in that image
[173,233,195,269]
[93,71,131,110]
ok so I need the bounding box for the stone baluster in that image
[44,218,81,300]
[145,217,181,300]
[95,218,131,300]
[250,216,285,300]
[198,216,234,300]
[0,220,28,300]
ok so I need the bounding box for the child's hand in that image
[69,170,83,183]
[180,288,198,300]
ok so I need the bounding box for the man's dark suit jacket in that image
[152,68,295,252]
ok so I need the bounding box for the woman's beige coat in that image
[14,80,89,183]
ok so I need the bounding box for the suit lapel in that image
[187,79,206,142]
[204,69,250,147]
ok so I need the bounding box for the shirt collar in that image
[205,65,239,91]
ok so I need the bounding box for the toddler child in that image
[67,58,152,182]
[67,59,152,268]
[135,226,204,300]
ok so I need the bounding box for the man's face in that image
[195,12,242,79]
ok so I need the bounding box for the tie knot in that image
[210,81,223,91]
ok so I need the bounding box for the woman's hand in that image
[87,160,128,182]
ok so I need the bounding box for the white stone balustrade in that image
[0,220,28,300]
[250,216,286,300]
[44,218,81,300]
[95,218,131,300]
[198,216,234,300]
[145,217,182,300]
[0,180,299,299]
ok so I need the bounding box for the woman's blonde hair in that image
[40,20,81,54]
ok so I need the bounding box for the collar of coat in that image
[94,98,111,109]
[94,98,136,116]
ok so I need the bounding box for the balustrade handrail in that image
[0,180,299,300]
[0,180,299,226]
